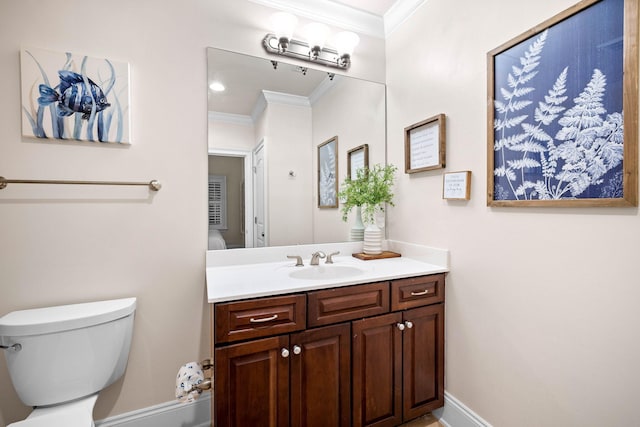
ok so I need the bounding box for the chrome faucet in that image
[310,251,326,266]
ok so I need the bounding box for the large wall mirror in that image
[207,47,386,250]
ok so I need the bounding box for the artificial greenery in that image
[338,163,397,224]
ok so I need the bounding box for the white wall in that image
[386,0,640,426]
[312,76,387,242]
[0,0,384,425]
[263,101,314,246]
[208,116,255,152]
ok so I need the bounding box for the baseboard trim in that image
[433,391,492,427]
[94,392,211,427]
[94,389,489,427]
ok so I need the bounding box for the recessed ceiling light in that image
[209,81,225,92]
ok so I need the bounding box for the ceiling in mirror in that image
[207,50,329,116]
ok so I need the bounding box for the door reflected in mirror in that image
[207,47,386,250]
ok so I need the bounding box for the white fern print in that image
[493,27,624,201]
[319,144,337,205]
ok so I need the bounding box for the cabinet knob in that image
[396,322,405,331]
[281,348,290,358]
[405,321,414,329]
[293,345,302,355]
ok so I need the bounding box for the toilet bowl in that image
[0,297,136,427]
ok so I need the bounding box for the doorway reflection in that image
[208,154,245,249]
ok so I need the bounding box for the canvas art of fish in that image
[37,70,110,120]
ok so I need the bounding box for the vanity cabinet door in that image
[402,304,445,420]
[290,323,351,427]
[215,335,290,427]
[352,312,403,427]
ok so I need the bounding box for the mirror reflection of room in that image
[207,48,386,250]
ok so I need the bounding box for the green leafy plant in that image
[338,163,397,224]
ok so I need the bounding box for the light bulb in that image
[334,31,359,67]
[270,12,297,52]
[304,22,329,59]
[334,31,360,56]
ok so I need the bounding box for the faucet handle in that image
[325,251,340,264]
[287,255,304,267]
[310,251,326,265]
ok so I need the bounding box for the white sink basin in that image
[288,265,366,281]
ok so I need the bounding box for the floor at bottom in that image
[399,413,443,427]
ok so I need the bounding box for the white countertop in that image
[206,240,449,303]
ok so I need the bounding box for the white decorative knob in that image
[281,348,290,358]
[293,345,302,355]
[396,323,405,331]
[405,321,414,329]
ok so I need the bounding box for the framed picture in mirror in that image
[405,114,446,174]
[318,136,339,208]
[347,144,369,180]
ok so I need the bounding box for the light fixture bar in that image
[262,33,350,70]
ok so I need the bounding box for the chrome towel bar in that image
[0,177,161,191]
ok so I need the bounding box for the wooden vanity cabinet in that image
[212,273,445,427]
[351,305,444,427]
[215,323,350,427]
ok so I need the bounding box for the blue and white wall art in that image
[488,0,636,205]
[21,47,130,144]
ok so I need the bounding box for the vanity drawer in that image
[391,274,444,310]
[215,294,306,344]
[308,282,389,327]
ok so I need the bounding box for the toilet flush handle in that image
[0,343,21,352]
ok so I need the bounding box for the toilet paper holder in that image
[194,358,213,393]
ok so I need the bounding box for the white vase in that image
[349,206,365,241]
[363,223,383,255]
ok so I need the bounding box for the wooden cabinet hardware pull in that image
[410,289,429,296]
[250,314,279,323]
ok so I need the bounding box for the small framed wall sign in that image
[347,144,368,180]
[443,171,471,200]
[405,114,446,174]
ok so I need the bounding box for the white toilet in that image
[0,297,136,427]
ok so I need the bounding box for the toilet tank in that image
[0,298,136,407]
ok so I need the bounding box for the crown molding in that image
[249,0,385,38]
[384,0,427,37]
[262,90,311,107]
[208,111,253,126]
[250,0,427,39]
[308,74,342,105]
[252,90,311,123]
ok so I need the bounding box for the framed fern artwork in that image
[318,136,338,208]
[487,0,638,207]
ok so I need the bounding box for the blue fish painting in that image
[21,47,130,144]
[38,71,111,120]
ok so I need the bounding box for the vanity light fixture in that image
[262,12,359,70]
